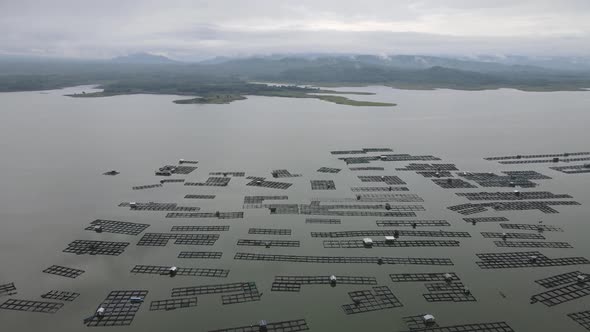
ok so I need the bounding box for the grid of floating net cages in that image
[85,219,149,236]
[342,286,403,315]
[0,282,17,297]
[84,290,148,326]
[234,252,454,265]
[131,265,229,278]
[63,240,130,256]
[0,299,63,314]
[9,147,590,332]
[40,290,79,302]
[43,265,85,278]
[209,319,310,332]
[178,251,223,259]
[149,297,198,311]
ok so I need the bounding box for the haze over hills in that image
[110,53,179,64]
[115,53,590,72]
[1,52,590,105]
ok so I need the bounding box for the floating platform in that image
[40,290,79,302]
[172,282,257,296]
[137,233,219,246]
[42,265,85,278]
[185,194,216,199]
[389,272,472,302]
[271,276,377,292]
[298,204,425,218]
[171,226,229,232]
[458,172,543,188]
[311,180,336,190]
[417,171,454,178]
[500,223,563,232]
[237,239,300,247]
[317,167,341,173]
[149,297,197,311]
[351,186,409,192]
[246,178,292,190]
[530,282,590,306]
[119,202,200,211]
[550,164,590,174]
[423,289,476,302]
[494,241,573,249]
[390,273,459,282]
[185,177,231,187]
[160,179,185,184]
[402,314,440,330]
[0,282,17,297]
[314,194,424,203]
[296,202,422,217]
[432,179,477,189]
[425,282,466,292]
[220,291,261,305]
[85,290,148,326]
[449,201,581,215]
[332,148,393,155]
[396,163,458,171]
[376,220,450,227]
[500,156,590,164]
[464,217,509,223]
[209,319,309,332]
[165,212,244,219]
[248,228,291,235]
[178,160,198,164]
[209,172,245,177]
[349,167,385,171]
[340,154,440,164]
[0,299,63,314]
[234,252,454,265]
[132,184,162,190]
[243,196,289,206]
[481,232,545,240]
[485,152,590,161]
[156,165,197,175]
[457,191,571,201]
[400,321,515,332]
[568,310,590,331]
[63,240,129,256]
[172,165,198,174]
[358,175,406,185]
[323,239,460,248]
[502,171,552,179]
[535,271,590,289]
[271,169,302,178]
[178,251,223,259]
[85,219,149,236]
[171,282,261,305]
[305,218,341,224]
[131,265,229,278]
[342,286,403,315]
[311,230,471,238]
[476,251,590,269]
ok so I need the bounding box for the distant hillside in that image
[111,53,177,64]
[1,53,590,94]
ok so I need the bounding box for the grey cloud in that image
[1,0,590,59]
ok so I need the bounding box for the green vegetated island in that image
[2,53,590,106]
[69,82,395,107]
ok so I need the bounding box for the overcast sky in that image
[2,0,590,60]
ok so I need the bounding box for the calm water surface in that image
[1,86,590,331]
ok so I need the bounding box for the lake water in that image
[1,85,590,331]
